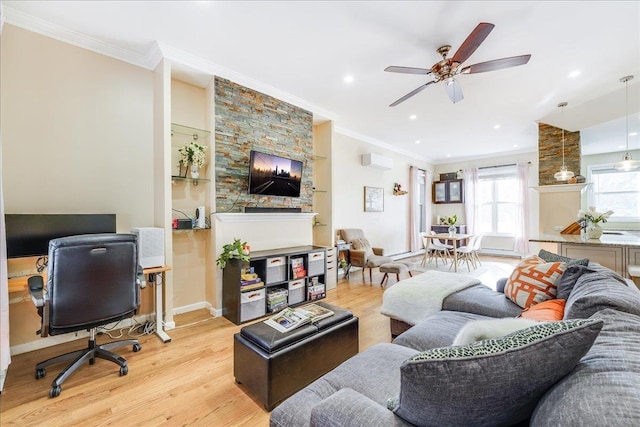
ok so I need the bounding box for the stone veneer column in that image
[538,123,580,186]
[214,77,313,212]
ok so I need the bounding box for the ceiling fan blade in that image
[461,54,531,74]
[445,78,464,104]
[451,22,495,64]
[384,66,432,75]
[389,82,436,107]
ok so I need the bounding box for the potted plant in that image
[178,141,207,179]
[216,238,250,269]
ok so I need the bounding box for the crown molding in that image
[334,126,434,164]
[3,5,158,69]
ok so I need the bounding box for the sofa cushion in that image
[389,319,603,427]
[556,264,595,300]
[538,249,589,266]
[393,311,492,351]
[504,255,567,308]
[443,283,523,318]
[351,238,374,257]
[531,309,640,426]
[564,267,640,319]
[519,299,566,321]
[270,343,418,426]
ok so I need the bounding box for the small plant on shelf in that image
[393,183,408,196]
[179,141,207,167]
[216,238,250,269]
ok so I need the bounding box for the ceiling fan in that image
[385,22,531,106]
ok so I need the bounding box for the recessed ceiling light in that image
[618,144,626,149]
[630,132,638,137]
[446,154,451,158]
[493,124,501,129]
[415,140,421,144]
[513,144,519,148]
[568,70,581,78]
[409,115,417,120]
[343,75,354,83]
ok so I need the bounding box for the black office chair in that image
[28,233,142,398]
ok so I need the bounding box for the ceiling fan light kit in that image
[614,75,640,172]
[385,22,531,106]
[554,101,575,182]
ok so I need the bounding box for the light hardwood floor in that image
[0,255,517,426]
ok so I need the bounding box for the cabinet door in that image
[561,244,624,276]
[448,180,464,203]
[433,182,446,203]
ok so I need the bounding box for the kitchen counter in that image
[530,231,640,248]
[530,231,640,278]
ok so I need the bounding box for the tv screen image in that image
[248,151,303,197]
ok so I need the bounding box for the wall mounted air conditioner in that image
[361,153,393,170]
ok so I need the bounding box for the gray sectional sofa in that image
[270,263,640,426]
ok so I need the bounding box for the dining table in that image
[423,233,472,272]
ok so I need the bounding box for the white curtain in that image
[463,168,479,234]
[0,132,10,392]
[514,162,531,255]
[425,169,433,237]
[409,167,432,253]
[409,166,420,252]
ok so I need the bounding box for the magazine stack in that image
[267,287,288,312]
[307,276,325,301]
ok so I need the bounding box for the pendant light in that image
[614,75,639,171]
[554,101,575,181]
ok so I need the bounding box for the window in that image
[477,166,518,235]
[588,165,640,221]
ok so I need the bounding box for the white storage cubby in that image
[240,288,266,322]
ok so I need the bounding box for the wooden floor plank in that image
[0,255,517,426]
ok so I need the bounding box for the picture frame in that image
[364,186,384,212]
[448,180,462,202]
[434,182,446,203]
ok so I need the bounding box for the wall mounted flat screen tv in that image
[4,214,117,258]
[248,150,303,197]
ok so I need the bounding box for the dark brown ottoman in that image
[233,302,359,410]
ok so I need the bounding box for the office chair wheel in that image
[49,385,61,398]
[119,365,128,376]
[35,368,46,380]
[133,343,142,352]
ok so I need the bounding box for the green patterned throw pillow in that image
[389,319,603,427]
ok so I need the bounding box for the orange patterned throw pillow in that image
[504,255,567,309]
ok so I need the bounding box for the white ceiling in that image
[2,1,639,163]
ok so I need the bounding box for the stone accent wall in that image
[538,123,580,186]
[215,77,314,212]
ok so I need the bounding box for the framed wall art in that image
[364,186,384,212]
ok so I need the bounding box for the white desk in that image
[143,266,172,343]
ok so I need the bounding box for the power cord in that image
[172,208,192,220]
[36,256,48,273]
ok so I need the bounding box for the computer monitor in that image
[4,214,117,258]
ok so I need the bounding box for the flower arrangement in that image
[179,141,207,168]
[577,207,614,226]
[442,214,458,225]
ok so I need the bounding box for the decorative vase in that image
[190,164,199,179]
[586,222,603,239]
[448,225,456,237]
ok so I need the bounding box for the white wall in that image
[331,132,433,256]
[434,151,539,255]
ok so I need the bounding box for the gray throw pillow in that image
[556,265,595,300]
[388,319,604,427]
[538,249,589,266]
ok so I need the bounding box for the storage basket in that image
[288,279,306,305]
[266,256,287,284]
[240,288,266,322]
[307,251,325,276]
